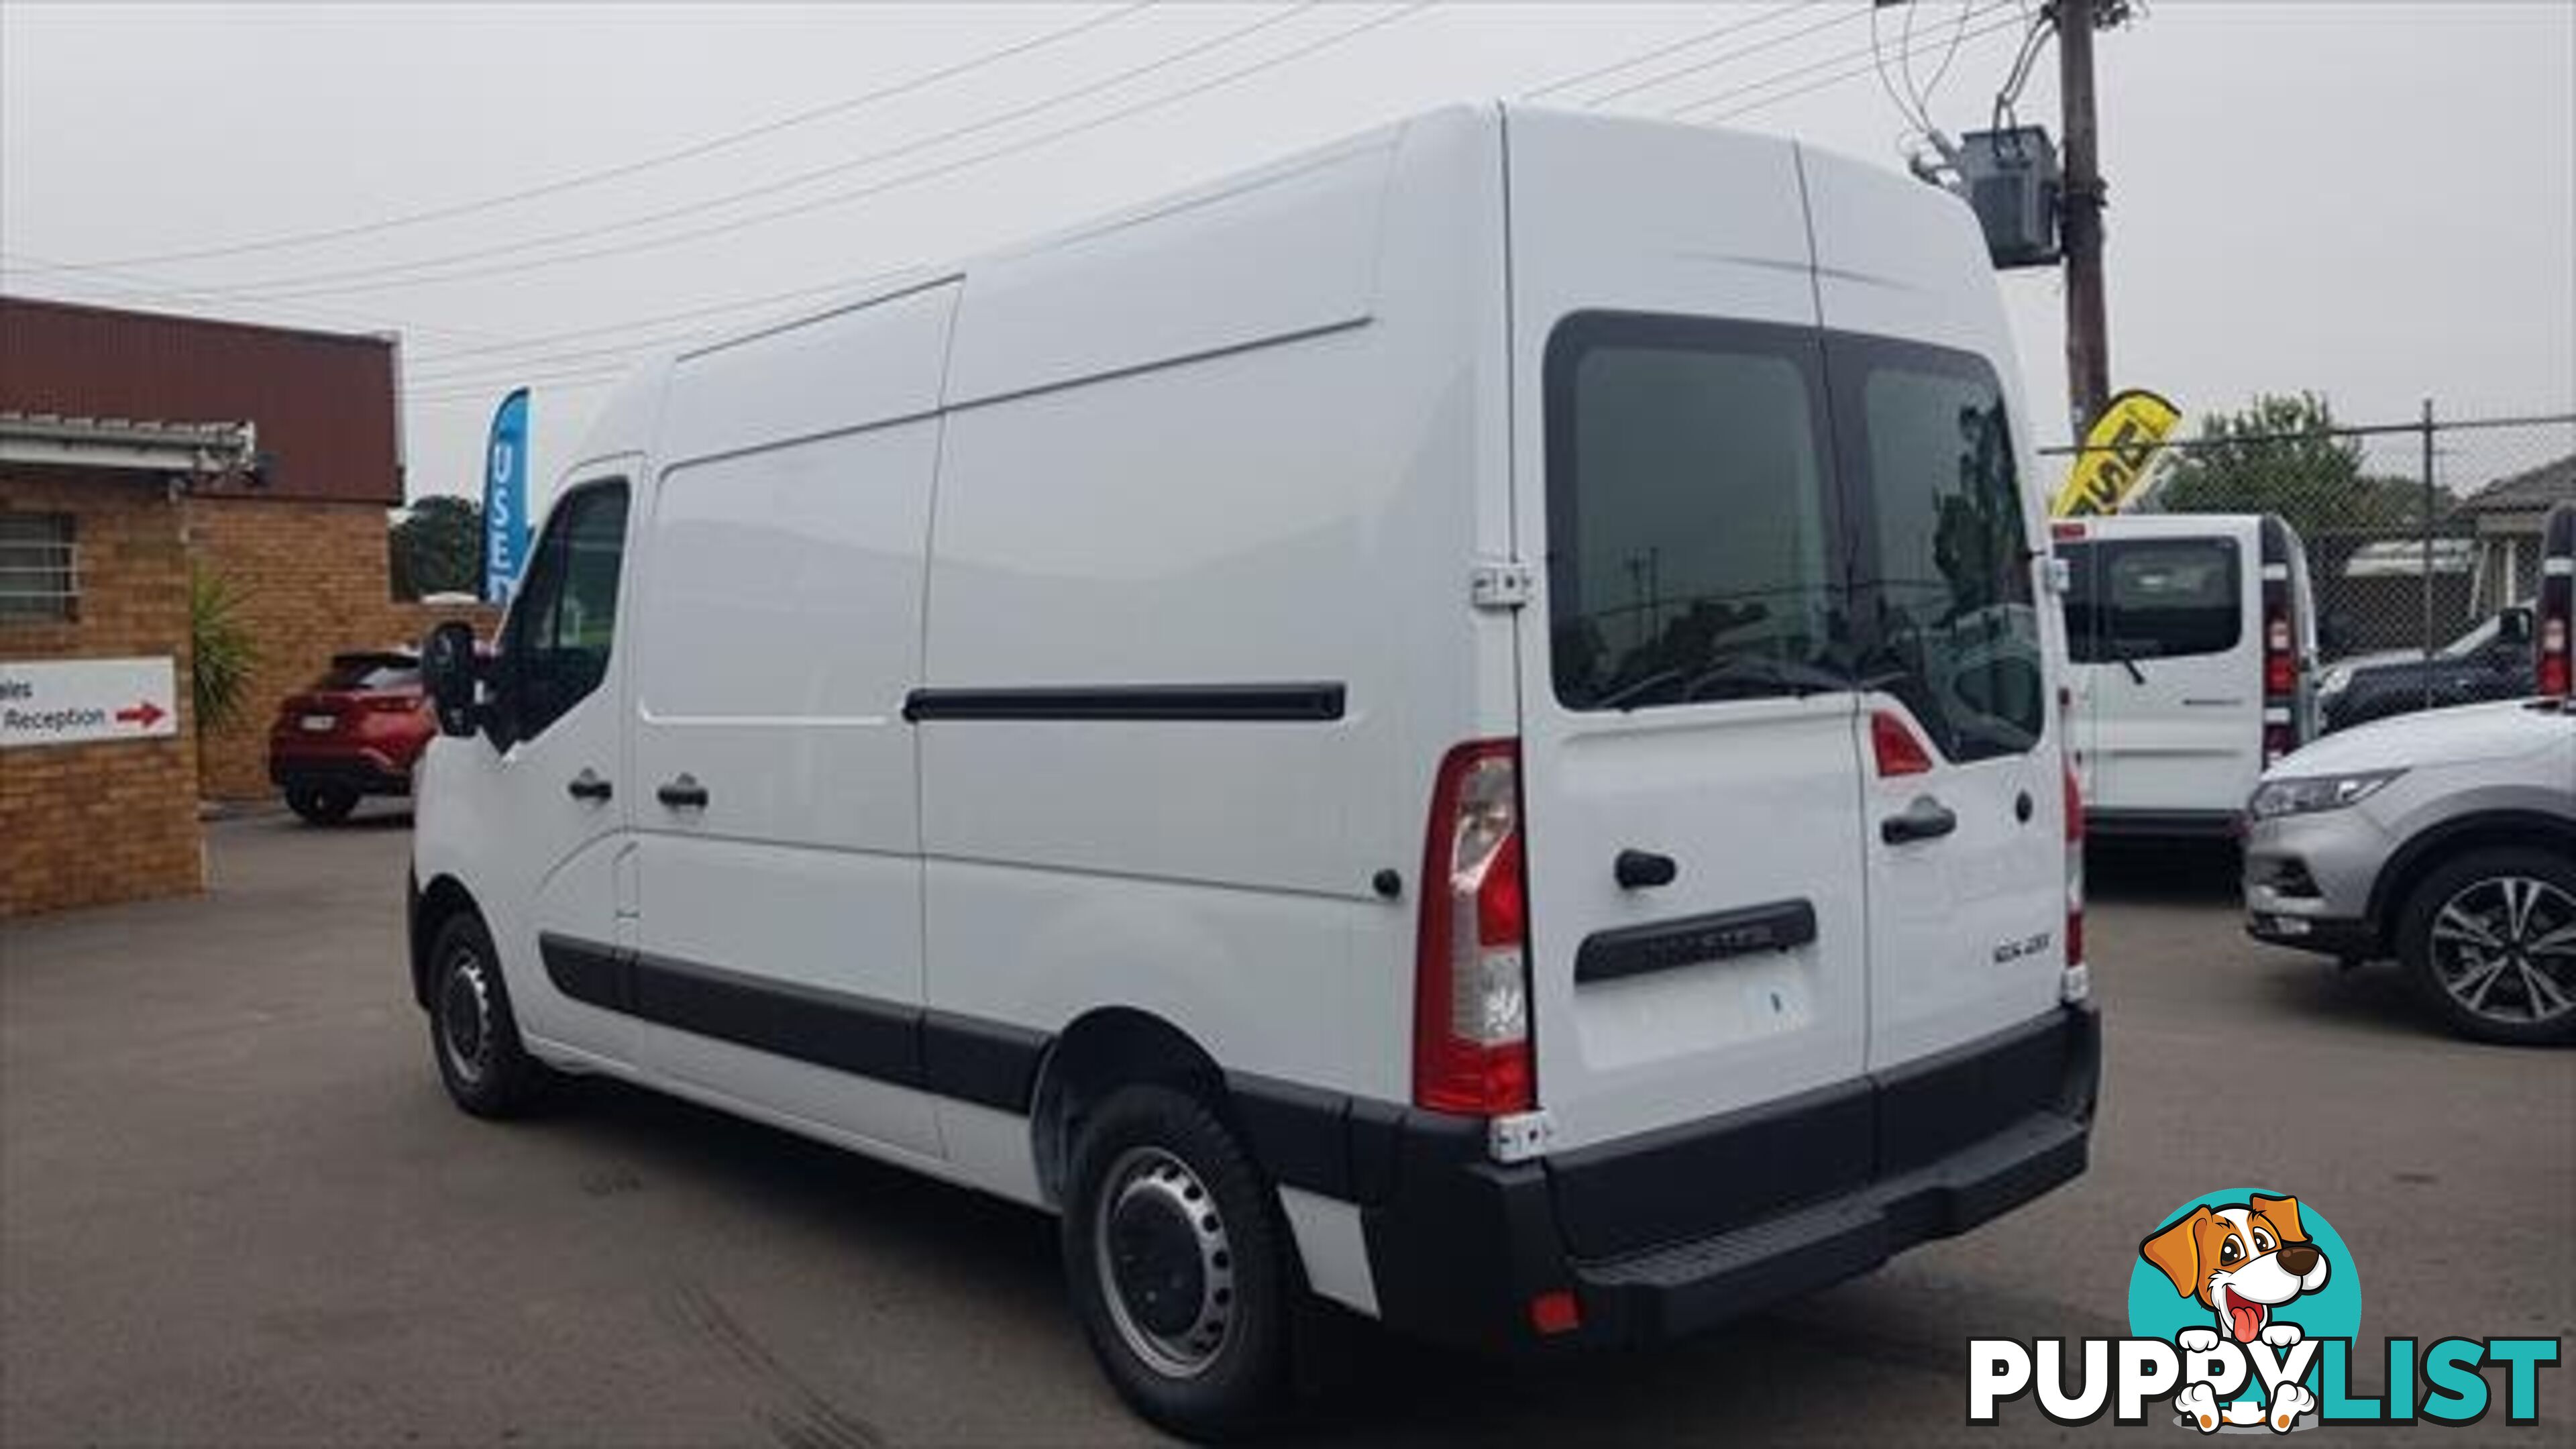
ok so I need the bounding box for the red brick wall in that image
[184,496,500,800]
[1,470,202,916]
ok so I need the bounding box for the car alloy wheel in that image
[2428,875,2576,1027]
[1091,1145,1238,1380]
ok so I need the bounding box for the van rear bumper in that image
[1349,1002,2099,1352]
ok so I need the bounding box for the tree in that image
[390,494,483,599]
[2153,392,2436,537]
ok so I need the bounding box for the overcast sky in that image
[5,2,2571,511]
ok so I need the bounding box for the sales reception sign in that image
[0,657,178,749]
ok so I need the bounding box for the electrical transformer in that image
[1957,126,2062,269]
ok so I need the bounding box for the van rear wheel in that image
[427,912,554,1116]
[1063,1085,1291,1440]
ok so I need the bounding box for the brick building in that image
[1,297,486,916]
[0,420,226,913]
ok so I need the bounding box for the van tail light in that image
[2263,612,2296,698]
[2063,757,2086,979]
[1415,740,1533,1116]
[2262,721,2296,766]
[1870,710,1933,777]
[2542,614,2571,699]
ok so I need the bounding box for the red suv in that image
[267,650,435,823]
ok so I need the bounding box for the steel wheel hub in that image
[2430,875,2576,1024]
[440,951,494,1084]
[1093,1146,1235,1379]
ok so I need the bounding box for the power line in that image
[405,268,925,364]
[0,251,508,347]
[5,3,1155,276]
[1662,1,2023,122]
[411,1,1861,376]
[1517,3,1817,101]
[1705,7,2027,122]
[423,3,1986,394]
[15,6,1415,383]
[1579,5,1871,109]
[125,3,1336,301]
[193,4,1432,304]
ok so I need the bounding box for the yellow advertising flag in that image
[2049,388,2182,518]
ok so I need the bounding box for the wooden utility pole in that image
[2057,0,2111,439]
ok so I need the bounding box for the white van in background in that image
[2055,513,2319,837]
[407,104,2096,1438]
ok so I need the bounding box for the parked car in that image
[268,649,433,823]
[405,105,2097,1438]
[2055,513,2319,837]
[2316,604,2537,733]
[2243,697,2576,1044]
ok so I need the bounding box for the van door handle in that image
[656,773,709,810]
[1880,796,1958,845]
[566,769,612,802]
[1614,849,1678,890]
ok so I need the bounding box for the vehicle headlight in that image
[2247,769,2406,819]
[2318,666,2353,696]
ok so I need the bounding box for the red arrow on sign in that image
[115,700,166,729]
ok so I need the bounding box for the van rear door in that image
[2065,521,2257,819]
[1796,144,2069,1071]
[1826,333,2066,1067]
[1503,115,1870,1161]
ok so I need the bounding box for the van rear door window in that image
[2059,538,2243,661]
[1831,338,2044,762]
[1543,314,1844,712]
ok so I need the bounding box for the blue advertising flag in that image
[482,388,531,603]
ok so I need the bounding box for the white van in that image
[408,104,2096,1437]
[2054,513,2318,837]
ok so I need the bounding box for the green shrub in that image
[190,568,259,737]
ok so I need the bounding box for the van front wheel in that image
[427,912,553,1116]
[1063,1085,1291,1440]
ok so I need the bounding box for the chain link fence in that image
[2041,409,2576,719]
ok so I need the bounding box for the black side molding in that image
[902,682,1345,723]
[535,935,1042,1112]
[1573,899,1818,985]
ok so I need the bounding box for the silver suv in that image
[2244,698,2576,1043]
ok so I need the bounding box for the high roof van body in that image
[409,103,2096,1436]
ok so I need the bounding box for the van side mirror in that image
[2497,605,2534,649]
[422,621,482,739]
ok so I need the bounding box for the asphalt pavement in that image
[3,814,2569,1446]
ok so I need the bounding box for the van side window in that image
[499,481,630,742]
[1544,314,1842,712]
[1834,339,2043,762]
[2060,539,2243,661]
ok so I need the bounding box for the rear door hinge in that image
[1470,559,1536,611]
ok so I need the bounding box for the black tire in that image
[284,784,359,824]
[2396,845,2576,1046]
[1063,1084,1293,1440]
[425,911,554,1116]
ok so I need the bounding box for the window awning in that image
[0,411,255,477]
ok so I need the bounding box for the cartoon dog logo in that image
[2139,1193,2330,1432]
